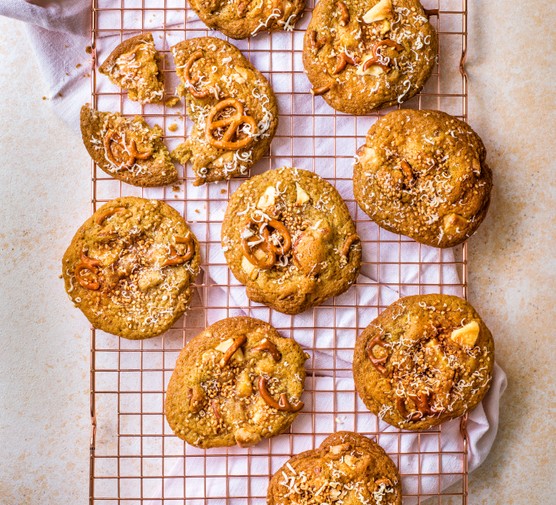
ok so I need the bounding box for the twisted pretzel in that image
[163,235,195,267]
[366,334,389,376]
[103,130,153,169]
[252,338,282,362]
[258,376,304,412]
[206,99,258,151]
[75,252,101,291]
[220,335,247,367]
[241,218,292,269]
[333,52,360,75]
[362,39,403,72]
[183,50,212,99]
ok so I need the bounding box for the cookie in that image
[62,197,201,340]
[80,104,178,187]
[221,167,361,314]
[353,294,495,430]
[303,0,438,114]
[99,32,164,104]
[165,317,308,448]
[267,431,402,505]
[188,0,305,39]
[171,37,278,186]
[353,109,492,247]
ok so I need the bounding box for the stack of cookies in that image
[63,0,496,501]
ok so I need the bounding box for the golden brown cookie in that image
[62,197,201,340]
[188,0,306,39]
[303,0,438,114]
[171,37,278,186]
[353,294,495,430]
[267,431,402,505]
[221,167,361,314]
[353,109,492,248]
[80,104,178,187]
[165,317,308,448]
[99,32,164,104]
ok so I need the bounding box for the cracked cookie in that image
[62,197,201,340]
[353,294,495,430]
[99,32,164,104]
[165,317,308,448]
[303,0,438,114]
[188,0,305,39]
[80,104,178,187]
[222,167,361,314]
[171,37,278,186]
[353,109,492,247]
[267,431,402,505]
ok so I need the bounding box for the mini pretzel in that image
[333,52,359,75]
[183,50,212,99]
[94,206,126,226]
[163,235,195,267]
[311,84,332,96]
[220,335,247,367]
[205,99,258,151]
[410,392,437,416]
[264,220,292,255]
[75,252,101,291]
[366,334,389,376]
[128,139,153,160]
[258,376,304,412]
[341,233,360,259]
[362,39,404,72]
[338,0,350,25]
[396,397,422,421]
[103,130,134,169]
[252,338,282,361]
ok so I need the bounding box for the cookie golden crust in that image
[62,197,201,340]
[353,294,495,430]
[165,317,308,448]
[80,104,178,187]
[189,0,305,39]
[303,0,438,114]
[267,431,402,505]
[222,167,361,314]
[171,37,278,186]
[353,109,492,248]
[99,33,164,104]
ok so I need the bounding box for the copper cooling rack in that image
[89,0,470,503]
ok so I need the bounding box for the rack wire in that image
[89,0,470,503]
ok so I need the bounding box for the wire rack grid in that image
[89,0,470,503]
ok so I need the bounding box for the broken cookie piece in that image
[99,32,164,104]
[171,37,278,186]
[80,104,177,187]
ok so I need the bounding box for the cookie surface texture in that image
[353,294,495,430]
[303,0,438,114]
[80,104,178,187]
[165,317,308,448]
[267,431,402,505]
[171,37,278,185]
[62,197,201,340]
[353,109,492,247]
[99,32,164,104]
[189,0,306,39]
[222,167,361,314]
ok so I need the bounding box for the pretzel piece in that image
[205,99,258,151]
[258,376,304,412]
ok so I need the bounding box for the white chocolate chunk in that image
[450,321,480,347]
[363,0,393,24]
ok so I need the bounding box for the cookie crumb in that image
[168,123,179,132]
[165,96,181,107]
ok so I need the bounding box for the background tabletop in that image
[1,1,555,503]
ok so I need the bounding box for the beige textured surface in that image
[0,1,555,503]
